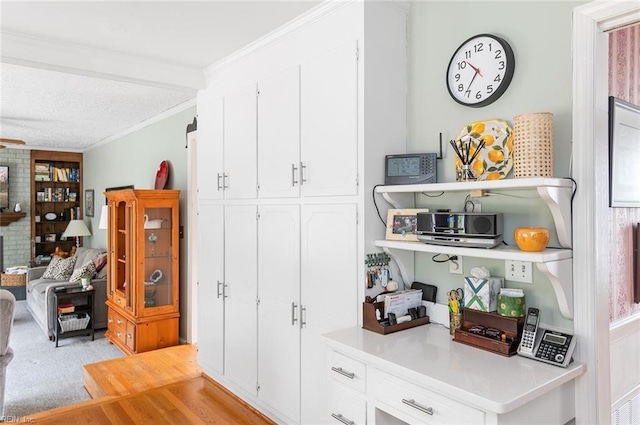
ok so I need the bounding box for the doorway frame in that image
[573,1,640,423]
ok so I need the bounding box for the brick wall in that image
[1,148,31,268]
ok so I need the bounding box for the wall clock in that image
[446,33,515,108]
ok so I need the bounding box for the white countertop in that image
[322,324,586,414]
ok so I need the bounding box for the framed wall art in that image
[609,96,640,207]
[385,208,430,242]
[85,189,94,217]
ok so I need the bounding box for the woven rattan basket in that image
[1,273,26,286]
[513,112,554,178]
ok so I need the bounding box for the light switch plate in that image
[505,260,532,283]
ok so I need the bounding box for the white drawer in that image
[328,350,366,393]
[373,369,485,424]
[329,380,366,425]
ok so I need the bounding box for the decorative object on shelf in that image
[154,160,169,190]
[45,233,56,242]
[514,227,550,252]
[85,189,94,217]
[513,112,553,178]
[365,253,391,289]
[13,203,21,212]
[149,269,163,283]
[143,214,162,229]
[497,288,526,317]
[608,97,640,207]
[446,34,515,108]
[385,208,430,242]
[454,119,513,181]
[61,219,91,248]
[44,212,57,221]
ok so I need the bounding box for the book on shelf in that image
[58,303,75,314]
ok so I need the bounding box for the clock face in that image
[446,34,515,107]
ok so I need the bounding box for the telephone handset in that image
[517,307,576,368]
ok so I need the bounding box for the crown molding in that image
[1,30,205,91]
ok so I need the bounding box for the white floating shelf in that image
[374,240,572,263]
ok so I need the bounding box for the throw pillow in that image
[69,260,97,283]
[42,256,76,280]
[94,253,107,273]
[41,256,61,279]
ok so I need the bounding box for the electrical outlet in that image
[505,260,533,283]
[449,256,463,274]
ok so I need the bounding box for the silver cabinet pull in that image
[223,173,229,189]
[291,302,298,325]
[401,399,433,416]
[331,367,355,379]
[300,161,307,184]
[223,282,229,298]
[300,305,307,329]
[217,280,223,299]
[291,164,299,186]
[217,173,223,191]
[331,413,355,425]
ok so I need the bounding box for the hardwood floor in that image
[26,345,275,425]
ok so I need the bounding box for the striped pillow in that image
[42,256,76,280]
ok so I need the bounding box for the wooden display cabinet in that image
[30,150,83,264]
[105,189,180,354]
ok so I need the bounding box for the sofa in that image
[26,247,108,340]
[0,289,16,418]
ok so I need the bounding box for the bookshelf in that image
[30,150,83,264]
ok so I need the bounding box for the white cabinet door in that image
[257,205,301,423]
[300,203,358,424]
[301,42,358,197]
[258,67,301,199]
[196,203,224,375]
[224,84,258,200]
[224,205,258,396]
[197,94,224,200]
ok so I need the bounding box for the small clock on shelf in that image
[446,33,515,108]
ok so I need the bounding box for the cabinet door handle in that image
[217,280,223,299]
[291,302,298,325]
[300,162,307,184]
[223,283,228,298]
[291,164,299,186]
[331,367,355,379]
[217,173,223,191]
[300,305,307,329]
[401,399,433,416]
[223,173,229,189]
[117,319,122,325]
[331,413,355,425]
[108,318,113,323]
[127,333,133,339]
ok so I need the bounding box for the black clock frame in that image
[446,33,515,108]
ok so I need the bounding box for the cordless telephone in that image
[517,307,576,368]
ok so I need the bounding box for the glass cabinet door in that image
[142,206,172,310]
[113,201,133,311]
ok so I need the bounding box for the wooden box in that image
[362,302,429,335]
[453,309,524,356]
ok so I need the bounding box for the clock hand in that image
[467,62,483,77]
[467,71,478,90]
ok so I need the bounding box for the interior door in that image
[196,94,224,200]
[300,203,358,424]
[196,202,224,376]
[301,41,358,197]
[257,204,301,423]
[224,84,258,200]
[224,204,258,396]
[257,66,301,199]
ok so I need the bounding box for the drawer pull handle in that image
[331,367,355,379]
[331,413,355,425]
[402,399,433,416]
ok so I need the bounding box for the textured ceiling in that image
[0,1,319,151]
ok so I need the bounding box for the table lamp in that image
[98,205,108,230]
[62,219,91,248]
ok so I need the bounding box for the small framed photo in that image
[37,191,45,202]
[45,233,56,242]
[609,96,640,207]
[85,189,94,217]
[385,208,430,242]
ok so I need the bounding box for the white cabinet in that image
[224,205,258,396]
[196,96,224,200]
[257,67,301,199]
[257,204,301,423]
[196,203,224,375]
[300,42,358,198]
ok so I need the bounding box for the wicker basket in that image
[513,112,554,178]
[59,313,90,332]
[1,273,26,286]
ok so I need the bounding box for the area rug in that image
[3,300,123,418]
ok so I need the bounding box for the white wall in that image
[82,105,196,339]
[407,1,585,328]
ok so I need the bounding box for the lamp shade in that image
[98,205,109,230]
[62,220,92,238]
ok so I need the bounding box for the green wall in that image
[406,1,585,328]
